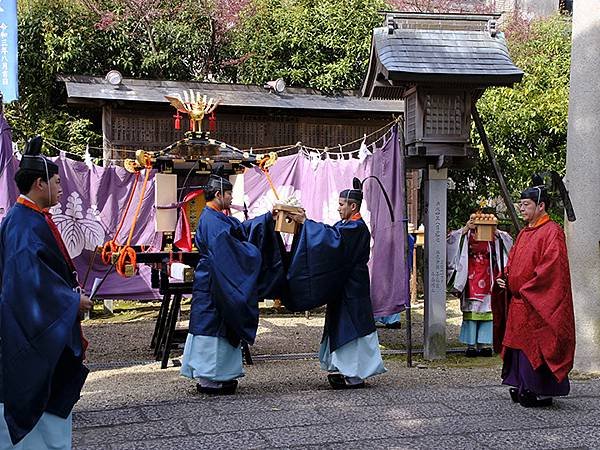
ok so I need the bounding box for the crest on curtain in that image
[49,192,106,258]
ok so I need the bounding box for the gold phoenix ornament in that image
[165,90,219,133]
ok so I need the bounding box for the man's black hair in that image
[343,198,362,210]
[14,168,50,195]
[204,188,217,202]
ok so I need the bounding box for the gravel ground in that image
[82,299,465,365]
[77,358,501,411]
[79,297,499,412]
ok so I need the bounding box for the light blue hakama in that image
[180,334,244,382]
[319,331,387,380]
[0,403,72,450]
[375,313,401,326]
[459,319,493,346]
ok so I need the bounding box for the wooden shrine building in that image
[59,75,404,162]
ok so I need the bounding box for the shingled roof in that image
[362,12,524,99]
[59,75,403,113]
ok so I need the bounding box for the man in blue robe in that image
[0,136,92,448]
[287,188,386,389]
[180,174,284,395]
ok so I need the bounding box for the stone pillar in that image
[423,166,447,360]
[565,0,600,373]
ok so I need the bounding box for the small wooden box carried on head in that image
[472,213,498,241]
[273,203,303,234]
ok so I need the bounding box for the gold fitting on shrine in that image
[124,264,136,278]
[183,267,194,283]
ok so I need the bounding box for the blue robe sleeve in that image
[1,227,82,444]
[283,220,348,312]
[241,212,287,300]
[209,226,262,345]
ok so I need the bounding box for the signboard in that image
[0,0,18,102]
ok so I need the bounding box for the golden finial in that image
[165,90,219,133]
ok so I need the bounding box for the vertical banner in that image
[0,0,18,102]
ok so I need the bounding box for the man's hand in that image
[289,210,306,224]
[79,293,93,313]
[496,277,506,290]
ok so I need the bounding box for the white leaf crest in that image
[51,198,106,258]
[52,215,84,257]
[65,192,84,219]
[80,216,105,251]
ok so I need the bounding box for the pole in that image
[472,104,521,233]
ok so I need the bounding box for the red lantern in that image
[209,112,217,133]
[173,111,182,130]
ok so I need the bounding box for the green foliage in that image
[6,1,107,154]
[80,0,219,80]
[228,0,386,93]
[448,15,572,229]
[6,0,220,155]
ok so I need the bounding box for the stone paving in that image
[72,357,600,450]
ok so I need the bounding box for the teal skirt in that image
[0,403,72,450]
[319,331,387,380]
[180,334,244,382]
[459,319,493,346]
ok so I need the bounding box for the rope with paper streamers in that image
[248,117,399,155]
[41,116,402,164]
[79,117,400,164]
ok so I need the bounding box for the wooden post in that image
[472,105,521,233]
[102,104,112,164]
[566,0,600,372]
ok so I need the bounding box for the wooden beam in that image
[472,104,521,232]
[102,105,112,163]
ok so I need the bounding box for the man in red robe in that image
[493,185,575,407]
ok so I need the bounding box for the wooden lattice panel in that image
[405,93,417,143]
[108,108,392,159]
[423,93,466,138]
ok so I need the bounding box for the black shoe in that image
[478,348,493,357]
[327,374,365,390]
[196,380,238,395]
[465,347,478,358]
[509,388,519,403]
[385,322,402,329]
[518,390,553,407]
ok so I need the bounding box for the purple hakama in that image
[502,348,570,397]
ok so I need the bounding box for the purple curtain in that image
[365,126,410,316]
[0,140,161,300]
[50,155,162,299]
[0,115,18,222]
[0,125,409,310]
[242,127,409,315]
